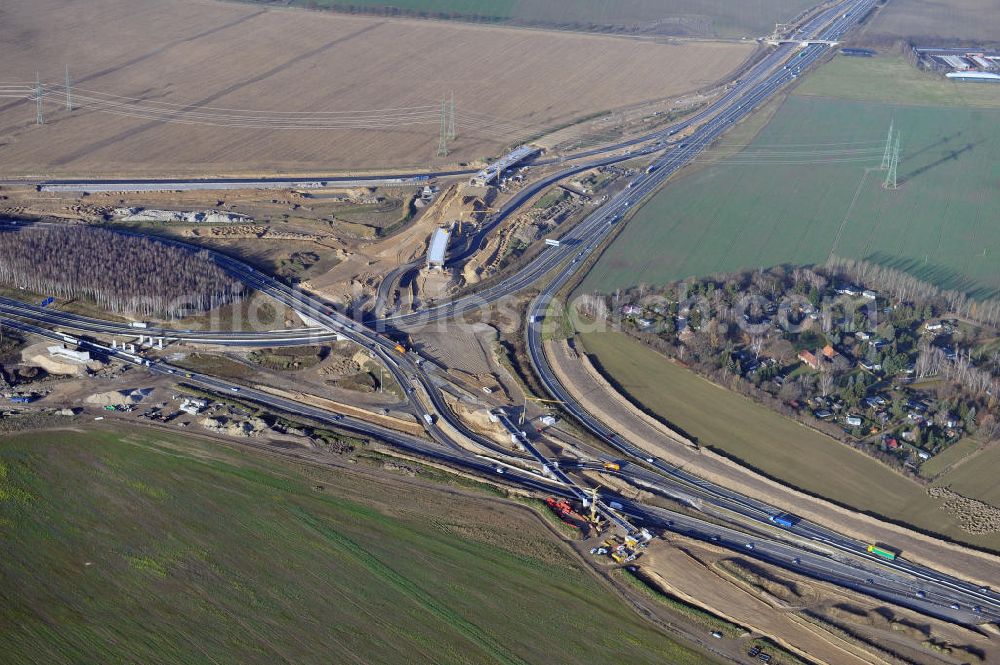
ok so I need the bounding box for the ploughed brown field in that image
[0,0,753,177]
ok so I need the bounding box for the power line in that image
[12,78,550,141]
[714,139,882,148]
[39,83,440,115]
[35,72,43,125]
[65,65,72,111]
[447,90,456,140]
[883,131,900,190]
[437,96,448,157]
[36,84,443,129]
[29,81,446,128]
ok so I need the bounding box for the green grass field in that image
[931,444,1000,507]
[918,437,980,479]
[861,0,1000,46]
[581,56,1000,300]
[578,331,1000,551]
[0,426,717,664]
[297,0,515,20]
[796,56,1000,108]
[275,0,816,37]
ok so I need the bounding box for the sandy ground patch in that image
[642,544,873,665]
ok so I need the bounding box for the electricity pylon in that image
[880,119,894,170]
[883,132,900,190]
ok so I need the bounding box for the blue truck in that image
[9,396,34,404]
[769,513,799,528]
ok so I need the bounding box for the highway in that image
[10,312,935,617]
[18,310,976,621]
[5,0,1000,628]
[12,49,763,196]
[9,227,1000,622]
[0,315,546,471]
[577,459,998,623]
[510,0,1000,625]
[371,148,652,316]
[0,292,340,346]
[384,13,844,328]
[17,316,991,625]
[618,500,983,625]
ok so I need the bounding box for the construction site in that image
[5,1,1000,664]
[0,137,645,328]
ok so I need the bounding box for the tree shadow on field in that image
[864,251,998,300]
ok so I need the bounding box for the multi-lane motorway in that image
[10,309,982,622]
[384,0,870,330]
[5,305,992,624]
[4,0,1000,628]
[519,0,1000,625]
[0,293,341,346]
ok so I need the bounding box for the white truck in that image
[129,321,148,329]
[422,413,435,425]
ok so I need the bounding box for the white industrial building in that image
[469,145,542,187]
[916,47,1000,78]
[970,55,995,70]
[940,54,971,70]
[946,71,1000,83]
[180,398,209,415]
[426,226,451,269]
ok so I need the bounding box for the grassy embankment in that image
[577,331,1000,552]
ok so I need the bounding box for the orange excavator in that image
[545,497,588,527]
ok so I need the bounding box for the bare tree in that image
[0,226,244,317]
[979,414,1000,443]
[575,294,608,321]
[832,354,852,375]
[818,369,835,397]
